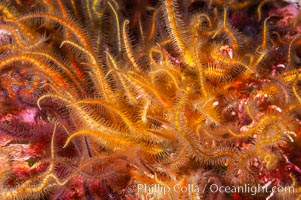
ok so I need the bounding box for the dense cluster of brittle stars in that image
[0,0,301,199]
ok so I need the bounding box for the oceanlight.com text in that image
[209,183,295,196]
